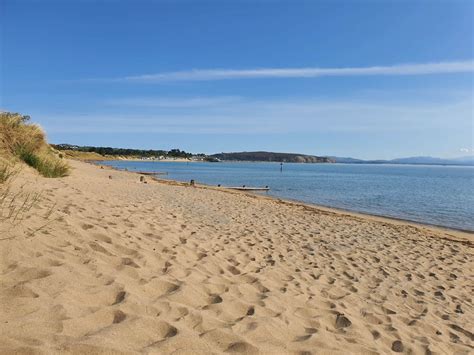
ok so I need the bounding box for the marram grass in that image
[18,148,69,178]
[0,161,16,184]
[1,112,69,178]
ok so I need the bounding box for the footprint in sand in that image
[391,340,404,352]
[335,313,352,329]
[246,306,255,316]
[155,321,178,339]
[81,223,94,230]
[113,310,126,324]
[19,268,52,281]
[89,242,114,256]
[147,279,180,297]
[294,334,312,342]
[121,257,139,268]
[93,233,112,244]
[113,290,126,305]
[5,284,39,298]
[208,294,223,304]
[226,341,258,353]
[449,324,474,341]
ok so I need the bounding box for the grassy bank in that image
[0,112,69,178]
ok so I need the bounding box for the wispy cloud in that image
[99,60,474,83]
[38,95,472,135]
[104,96,242,108]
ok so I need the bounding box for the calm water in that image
[101,161,474,231]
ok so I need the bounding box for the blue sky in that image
[1,0,473,159]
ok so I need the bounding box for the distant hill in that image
[330,155,474,166]
[211,151,334,163]
[52,144,192,159]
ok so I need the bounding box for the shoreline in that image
[94,160,474,240]
[265,196,474,238]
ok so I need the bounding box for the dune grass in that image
[59,149,112,161]
[0,112,69,178]
[0,161,16,184]
[18,149,70,178]
[0,160,46,239]
[0,113,62,239]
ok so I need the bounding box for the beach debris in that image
[455,304,464,314]
[108,175,112,179]
[135,171,168,175]
[391,340,404,352]
[140,176,145,182]
[335,313,352,329]
[221,186,270,191]
[190,179,195,186]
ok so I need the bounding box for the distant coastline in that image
[210,151,333,163]
[53,144,474,166]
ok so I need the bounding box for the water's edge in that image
[92,160,474,236]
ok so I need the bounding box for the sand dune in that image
[0,160,472,354]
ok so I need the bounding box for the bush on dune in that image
[0,112,69,178]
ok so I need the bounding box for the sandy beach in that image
[1,160,472,354]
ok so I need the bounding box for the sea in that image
[100,161,474,232]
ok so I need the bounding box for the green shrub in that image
[18,148,40,168]
[19,149,69,178]
[40,157,70,178]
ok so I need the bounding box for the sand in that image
[0,160,472,354]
